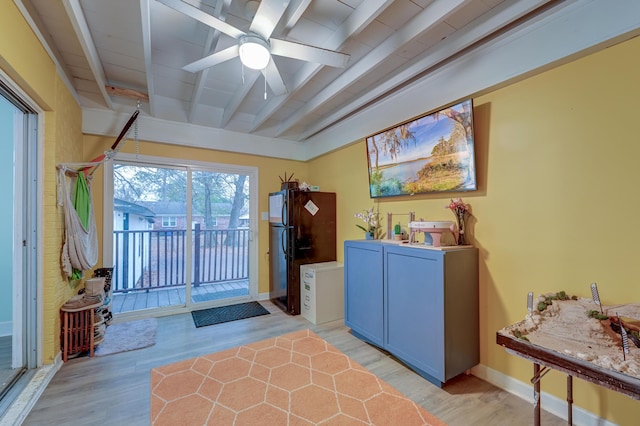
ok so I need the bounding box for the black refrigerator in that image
[269,189,336,315]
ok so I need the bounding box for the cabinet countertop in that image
[353,239,473,251]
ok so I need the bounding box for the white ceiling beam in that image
[187,0,231,123]
[280,0,312,32]
[303,0,640,159]
[83,108,307,160]
[156,0,244,39]
[140,0,155,116]
[14,0,80,106]
[62,0,113,109]
[274,0,472,137]
[249,0,395,133]
[299,0,554,141]
[220,71,260,127]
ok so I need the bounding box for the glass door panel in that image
[112,163,188,313]
[190,170,250,305]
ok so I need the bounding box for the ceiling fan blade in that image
[156,0,245,39]
[263,58,287,96]
[183,45,239,73]
[250,0,291,40]
[270,39,349,68]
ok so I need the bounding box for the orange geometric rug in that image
[151,329,446,425]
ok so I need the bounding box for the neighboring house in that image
[113,199,156,291]
[139,201,248,230]
[210,203,249,229]
[138,201,205,230]
[216,214,250,229]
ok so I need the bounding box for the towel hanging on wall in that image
[57,167,98,278]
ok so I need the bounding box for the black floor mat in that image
[191,301,269,328]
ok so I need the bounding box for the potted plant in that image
[394,223,403,240]
[354,206,382,239]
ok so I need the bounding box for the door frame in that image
[0,68,42,416]
[103,152,259,319]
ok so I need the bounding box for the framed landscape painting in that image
[366,99,477,198]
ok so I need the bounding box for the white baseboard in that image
[471,364,617,426]
[0,321,12,337]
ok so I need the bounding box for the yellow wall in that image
[4,0,640,421]
[84,136,308,295]
[1,1,84,363]
[310,35,640,425]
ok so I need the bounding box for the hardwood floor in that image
[23,301,565,425]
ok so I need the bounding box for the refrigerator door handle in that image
[282,198,288,227]
[281,228,287,256]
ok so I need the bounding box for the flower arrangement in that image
[354,206,381,239]
[446,198,471,245]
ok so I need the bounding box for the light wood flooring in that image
[23,301,565,425]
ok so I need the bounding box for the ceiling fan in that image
[156,0,351,96]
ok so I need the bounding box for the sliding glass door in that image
[105,154,257,317]
[0,78,38,414]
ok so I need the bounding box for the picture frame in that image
[366,98,477,198]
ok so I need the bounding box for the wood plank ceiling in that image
[22,0,555,144]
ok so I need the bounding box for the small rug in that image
[191,301,269,328]
[192,288,249,303]
[94,318,157,357]
[151,329,446,425]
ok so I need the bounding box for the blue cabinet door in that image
[344,241,384,346]
[384,246,445,382]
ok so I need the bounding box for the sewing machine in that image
[408,221,456,247]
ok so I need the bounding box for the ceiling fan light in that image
[239,35,270,70]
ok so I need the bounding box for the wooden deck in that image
[111,280,249,314]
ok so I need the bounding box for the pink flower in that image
[446,198,471,245]
[446,198,469,213]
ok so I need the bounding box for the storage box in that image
[300,262,344,324]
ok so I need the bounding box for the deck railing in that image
[112,224,249,293]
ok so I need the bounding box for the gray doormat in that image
[95,318,157,356]
[191,302,269,328]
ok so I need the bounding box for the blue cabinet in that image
[344,240,478,387]
[344,241,384,346]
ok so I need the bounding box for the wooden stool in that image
[60,300,102,362]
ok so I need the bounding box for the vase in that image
[365,232,374,240]
[456,212,466,245]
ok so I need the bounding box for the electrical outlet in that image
[261,212,269,220]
